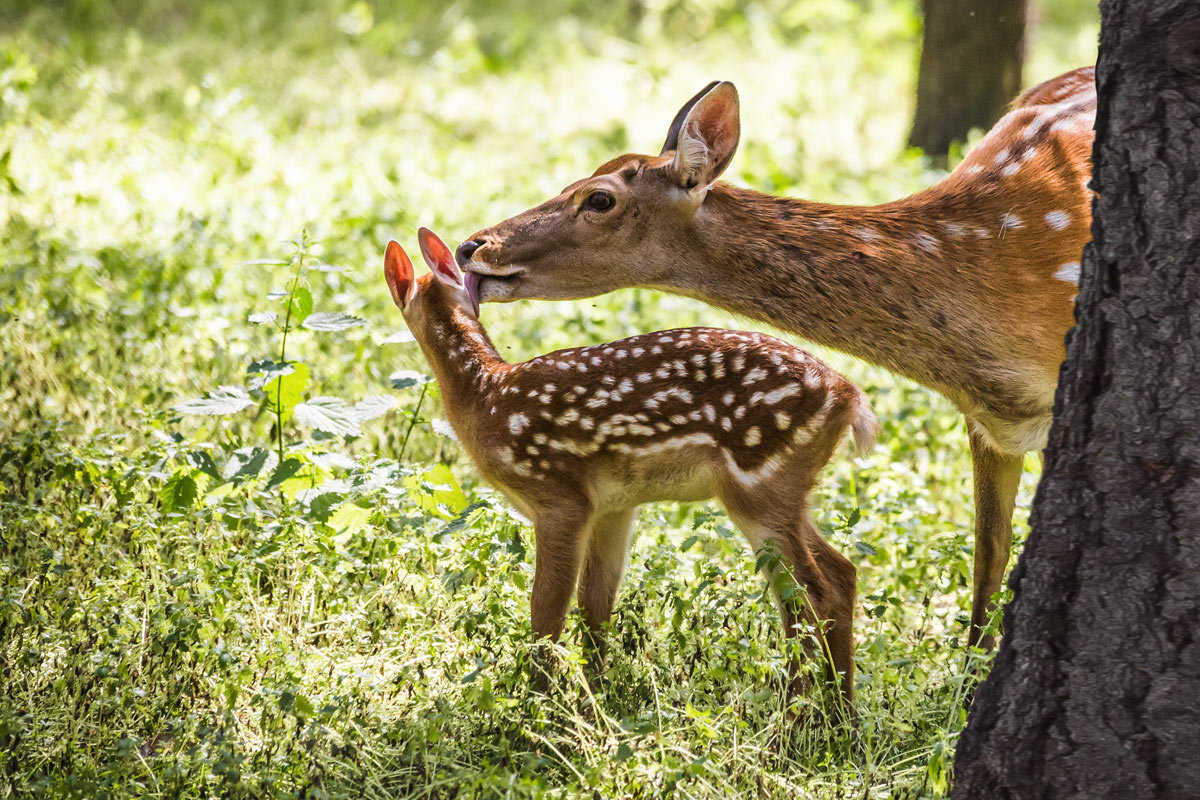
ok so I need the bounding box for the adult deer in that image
[456,67,1096,650]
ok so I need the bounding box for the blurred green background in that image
[0,1,1097,798]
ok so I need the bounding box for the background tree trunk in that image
[951,1,1200,797]
[909,0,1025,158]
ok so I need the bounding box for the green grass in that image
[0,1,1096,797]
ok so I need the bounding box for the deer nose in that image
[456,239,482,266]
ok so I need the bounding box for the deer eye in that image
[585,191,615,212]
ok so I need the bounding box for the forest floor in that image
[0,1,1096,797]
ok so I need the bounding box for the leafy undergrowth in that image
[0,1,1094,797]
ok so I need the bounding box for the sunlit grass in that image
[1,1,1092,797]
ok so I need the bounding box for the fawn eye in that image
[586,191,615,212]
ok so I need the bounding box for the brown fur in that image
[458,68,1097,648]
[386,235,877,703]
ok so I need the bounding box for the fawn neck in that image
[412,299,509,424]
[666,183,973,405]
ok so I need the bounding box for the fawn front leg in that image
[529,499,591,686]
[576,507,637,671]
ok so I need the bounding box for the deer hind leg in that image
[967,426,1024,650]
[723,496,856,706]
[576,506,637,671]
[529,497,592,684]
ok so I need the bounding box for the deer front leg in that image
[576,507,637,672]
[967,426,1024,650]
[529,499,591,686]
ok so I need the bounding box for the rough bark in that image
[909,0,1025,158]
[951,1,1200,798]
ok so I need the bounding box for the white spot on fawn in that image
[1001,162,1020,177]
[912,233,940,253]
[742,367,768,385]
[941,221,966,240]
[855,226,880,242]
[744,427,762,447]
[508,413,530,435]
[999,213,1023,233]
[775,412,791,430]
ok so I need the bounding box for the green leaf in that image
[380,330,416,344]
[353,394,399,422]
[161,474,197,512]
[616,742,634,762]
[307,491,343,523]
[186,450,222,481]
[680,534,700,552]
[173,386,253,415]
[854,541,878,557]
[240,258,289,266]
[265,458,303,490]
[404,464,467,518]
[289,285,313,324]
[302,311,366,331]
[262,362,310,419]
[248,311,278,325]
[439,500,489,537]
[329,502,370,534]
[293,396,361,436]
[390,369,432,389]
[228,447,272,483]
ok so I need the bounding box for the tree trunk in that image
[951,1,1200,798]
[909,0,1025,158]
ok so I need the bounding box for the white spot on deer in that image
[744,427,762,446]
[742,366,768,385]
[586,396,608,409]
[580,416,595,431]
[1022,147,1039,162]
[556,362,571,371]
[659,335,673,343]
[775,412,791,429]
[616,349,627,359]
[603,347,614,354]
[976,227,991,239]
[1001,162,1020,177]
[637,372,652,383]
[526,445,539,456]
[941,221,966,239]
[1045,210,1070,230]
[993,148,1010,164]
[703,404,717,423]
[655,366,671,380]
[670,414,688,426]
[722,392,735,406]
[912,233,940,253]
[508,413,530,435]
[734,406,747,420]
[693,371,706,382]
[712,363,726,379]
[732,354,746,372]
[576,362,588,373]
[721,417,732,432]
[764,382,801,405]
[590,357,602,366]
[965,165,984,175]
[688,409,702,422]
[628,424,656,436]
[1055,262,1081,284]
[651,345,663,355]
[750,391,764,405]
[691,353,707,367]
[999,213,1023,232]
[538,393,552,404]
[533,432,548,445]
[855,226,880,242]
[619,378,634,394]
[632,347,645,357]
[557,408,580,425]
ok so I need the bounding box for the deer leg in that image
[576,507,637,671]
[529,499,591,686]
[725,501,856,707]
[967,427,1024,650]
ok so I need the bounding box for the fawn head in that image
[384,228,481,331]
[457,81,740,302]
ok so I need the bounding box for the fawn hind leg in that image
[723,496,856,705]
[967,427,1023,651]
[576,507,637,670]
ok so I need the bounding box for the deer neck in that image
[665,182,968,404]
[412,305,510,426]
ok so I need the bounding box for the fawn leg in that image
[967,427,1024,650]
[576,507,637,671]
[726,501,856,707]
[529,499,591,686]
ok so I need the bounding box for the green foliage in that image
[0,0,1096,797]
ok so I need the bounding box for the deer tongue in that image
[463,271,482,317]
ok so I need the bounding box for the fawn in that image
[384,228,877,702]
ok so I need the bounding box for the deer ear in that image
[383,240,416,309]
[660,81,720,155]
[665,81,740,192]
[417,227,462,287]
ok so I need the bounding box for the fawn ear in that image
[417,227,462,287]
[383,240,417,309]
[664,81,740,192]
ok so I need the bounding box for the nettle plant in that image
[165,233,473,533]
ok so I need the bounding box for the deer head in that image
[385,227,483,325]
[456,82,741,302]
